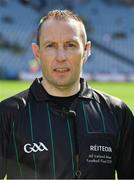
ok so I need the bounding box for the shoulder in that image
[0,89,29,112]
[92,88,123,106]
[91,88,133,116]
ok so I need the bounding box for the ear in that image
[83,41,91,63]
[32,43,40,63]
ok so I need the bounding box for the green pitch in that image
[0,80,134,113]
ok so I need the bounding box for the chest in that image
[10,101,119,161]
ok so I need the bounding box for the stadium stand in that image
[0,0,134,81]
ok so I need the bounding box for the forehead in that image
[40,19,82,42]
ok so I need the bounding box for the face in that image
[32,19,90,91]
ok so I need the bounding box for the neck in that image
[41,79,80,97]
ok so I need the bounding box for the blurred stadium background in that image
[0,0,134,112]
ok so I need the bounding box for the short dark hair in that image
[37,9,87,46]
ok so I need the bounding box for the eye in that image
[46,44,54,48]
[66,43,77,48]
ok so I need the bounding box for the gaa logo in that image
[24,142,48,153]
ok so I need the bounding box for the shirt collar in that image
[30,77,100,103]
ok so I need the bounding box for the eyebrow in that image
[42,41,56,46]
[43,39,79,44]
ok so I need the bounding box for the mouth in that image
[53,68,70,72]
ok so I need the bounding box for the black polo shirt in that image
[0,78,134,179]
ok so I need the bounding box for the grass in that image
[0,80,134,113]
[0,80,30,100]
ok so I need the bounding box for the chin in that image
[54,79,77,87]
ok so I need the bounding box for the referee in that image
[0,9,134,179]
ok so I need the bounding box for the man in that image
[0,9,134,179]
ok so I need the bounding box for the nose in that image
[56,48,67,62]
